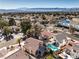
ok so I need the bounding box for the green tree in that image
[9,18,16,26]
[20,20,31,35]
[0,20,9,29]
[17,38,21,47]
[3,26,12,36]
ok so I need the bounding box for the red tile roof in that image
[41,30,53,37]
[23,37,43,56]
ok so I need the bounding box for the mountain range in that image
[0,8,79,13]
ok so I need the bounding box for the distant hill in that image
[0,8,79,13]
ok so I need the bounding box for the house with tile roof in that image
[23,37,46,57]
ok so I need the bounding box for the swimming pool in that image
[47,44,59,52]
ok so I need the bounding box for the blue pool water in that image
[47,44,59,52]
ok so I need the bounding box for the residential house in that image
[57,18,71,27]
[41,30,53,41]
[54,32,68,47]
[23,37,46,57]
[58,18,79,30]
[65,44,79,59]
[46,32,68,52]
[60,40,79,59]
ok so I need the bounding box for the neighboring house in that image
[55,32,68,47]
[58,18,71,27]
[58,18,79,30]
[41,30,53,41]
[23,37,46,57]
[59,40,79,59]
[72,44,79,59]
[64,41,79,59]
[46,32,68,48]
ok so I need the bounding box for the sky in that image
[0,0,79,9]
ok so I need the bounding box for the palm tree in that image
[17,38,21,47]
